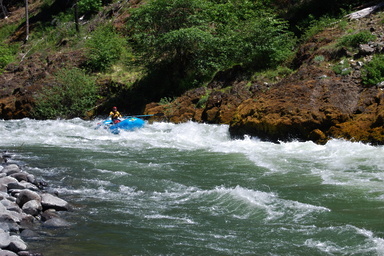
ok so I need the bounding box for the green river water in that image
[1,118,384,255]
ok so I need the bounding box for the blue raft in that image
[101,117,146,134]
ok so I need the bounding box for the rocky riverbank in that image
[0,153,71,256]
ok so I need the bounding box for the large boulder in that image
[40,193,71,211]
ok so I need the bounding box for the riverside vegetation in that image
[1,0,384,144]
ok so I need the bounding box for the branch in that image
[346,2,384,20]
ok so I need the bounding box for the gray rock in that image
[9,173,28,182]
[7,182,25,191]
[0,177,18,188]
[40,209,59,221]
[0,200,21,214]
[26,174,36,184]
[20,181,39,191]
[0,230,10,248]
[0,249,18,256]
[18,251,43,256]
[42,217,71,228]
[0,193,8,200]
[8,235,27,252]
[16,190,41,208]
[41,193,70,211]
[0,223,19,234]
[359,44,375,55]
[20,229,40,241]
[22,200,42,216]
[0,209,28,224]
[0,250,17,256]
[1,165,20,176]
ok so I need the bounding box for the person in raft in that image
[109,106,122,124]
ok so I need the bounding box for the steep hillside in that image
[2,0,384,145]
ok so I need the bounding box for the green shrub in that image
[337,30,376,48]
[196,94,209,108]
[0,44,15,71]
[299,15,339,42]
[0,23,19,41]
[332,59,351,76]
[362,54,384,86]
[159,97,174,105]
[85,25,126,72]
[314,55,325,63]
[77,0,102,15]
[33,68,98,119]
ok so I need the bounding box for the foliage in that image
[77,0,102,15]
[332,59,351,76]
[33,68,98,119]
[361,54,384,86]
[255,65,293,79]
[313,55,325,63]
[0,23,20,72]
[0,23,19,41]
[85,25,126,72]
[298,14,339,41]
[159,97,174,105]
[196,93,209,108]
[337,30,376,49]
[0,43,17,72]
[127,0,295,92]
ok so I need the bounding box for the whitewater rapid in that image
[1,118,384,255]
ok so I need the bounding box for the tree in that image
[0,0,8,18]
[25,0,29,42]
[74,0,79,33]
[127,0,295,91]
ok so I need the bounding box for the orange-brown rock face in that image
[146,62,384,145]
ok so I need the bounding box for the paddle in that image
[123,113,164,119]
[95,120,113,129]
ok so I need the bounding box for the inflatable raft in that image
[100,117,146,134]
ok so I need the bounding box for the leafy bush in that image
[337,30,376,48]
[77,0,102,15]
[299,14,339,42]
[362,54,384,86]
[85,25,126,72]
[33,68,98,119]
[0,44,15,71]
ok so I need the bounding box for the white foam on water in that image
[2,119,384,254]
[304,225,384,255]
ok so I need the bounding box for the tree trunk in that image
[25,0,29,42]
[74,0,79,33]
[0,0,8,18]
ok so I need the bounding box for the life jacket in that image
[110,111,121,120]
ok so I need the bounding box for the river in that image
[1,118,384,255]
